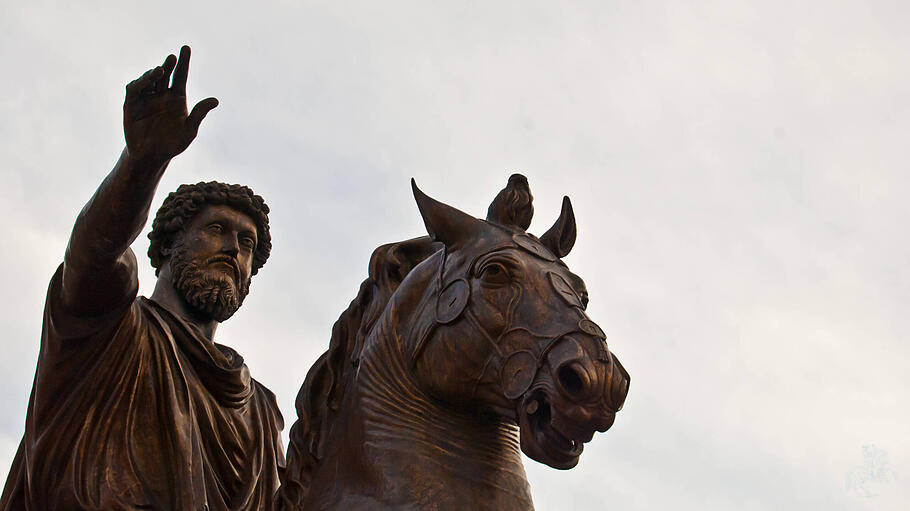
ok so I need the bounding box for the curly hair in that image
[148,181,271,276]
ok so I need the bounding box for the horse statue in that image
[277,175,629,510]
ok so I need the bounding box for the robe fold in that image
[1,264,284,510]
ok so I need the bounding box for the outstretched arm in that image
[61,46,218,317]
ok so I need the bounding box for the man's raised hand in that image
[124,45,218,166]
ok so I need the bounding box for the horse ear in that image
[539,196,576,258]
[486,173,533,230]
[411,179,482,247]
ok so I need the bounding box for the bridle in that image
[409,230,609,404]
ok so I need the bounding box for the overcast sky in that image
[1,1,907,509]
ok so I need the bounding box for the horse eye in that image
[479,263,510,284]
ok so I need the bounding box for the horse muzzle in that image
[516,340,629,470]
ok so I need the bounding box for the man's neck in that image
[150,266,219,340]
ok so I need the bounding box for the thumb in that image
[186,97,219,133]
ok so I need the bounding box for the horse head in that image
[408,174,629,470]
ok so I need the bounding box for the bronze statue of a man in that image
[0,46,284,511]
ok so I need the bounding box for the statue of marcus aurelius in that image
[1,46,284,511]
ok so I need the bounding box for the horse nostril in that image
[557,364,587,400]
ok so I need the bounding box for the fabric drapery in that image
[0,265,284,510]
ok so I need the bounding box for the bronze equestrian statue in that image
[277,175,629,510]
[0,46,284,510]
[1,44,627,510]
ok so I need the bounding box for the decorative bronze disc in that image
[548,271,584,309]
[436,278,470,324]
[577,318,606,339]
[512,233,557,261]
[501,350,538,400]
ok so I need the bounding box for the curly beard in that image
[170,245,251,322]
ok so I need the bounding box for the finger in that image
[172,45,191,95]
[186,97,219,132]
[157,54,177,94]
[125,66,165,97]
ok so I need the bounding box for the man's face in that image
[169,204,258,322]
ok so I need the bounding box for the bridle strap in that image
[409,241,593,401]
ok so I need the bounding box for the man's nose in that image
[220,233,240,256]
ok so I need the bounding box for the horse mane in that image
[277,236,440,510]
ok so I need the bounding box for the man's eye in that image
[240,238,255,249]
[479,263,510,285]
[207,224,223,234]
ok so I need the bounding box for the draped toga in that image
[0,262,284,510]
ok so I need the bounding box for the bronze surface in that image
[278,174,629,510]
[0,46,284,511]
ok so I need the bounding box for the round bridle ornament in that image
[435,278,470,324]
[548,271,584,309]
[512,233,557,262]
[501,351,538,400]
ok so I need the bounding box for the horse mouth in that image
[518,392,584,469]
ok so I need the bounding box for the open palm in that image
[123,46,218,165]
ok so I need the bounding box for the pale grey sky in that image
[1,1,907,509]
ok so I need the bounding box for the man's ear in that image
[156,235,183,277]
[161,233,185,257]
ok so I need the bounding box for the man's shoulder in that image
[250,377,280,405]
[250,378,284,425]
[44,262,143,341]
